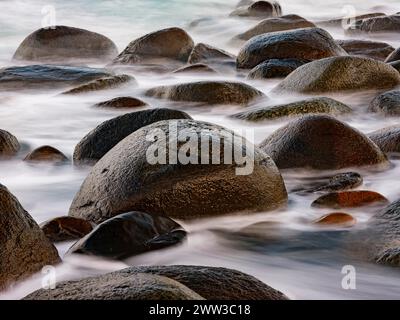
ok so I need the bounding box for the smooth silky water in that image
[1,0,400,299]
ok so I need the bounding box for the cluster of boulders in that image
[1,0,400,299]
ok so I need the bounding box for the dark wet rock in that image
[0,184,60,290]
[69,119,288,223]
[369,125,400,154]
[113,28,194,65]
[62,74,134,95]
[13,26,118,63]
[307,172,363,193]
[24,265,288,300]
[24,146,68,164]
[145,81,264,106]
[188,43,235,64]
[273,56,400,94]
[237,27,346,69]
[357,199,400,266]
[94,96,147,109]
[335,39,394,61]
[67,211,186,259]
[40,216,94,242]
[0,65,111,90]
[24,272,204,300]
[313,212,356,227]
[247,58,309,79]
[172,63,217,74]
[311,191,389,209]
[230,1,282,18]
[73,108,191,164]
[389,60,400,72]
[317,13,386,28]
[234,15,315,41]
[385,47,400,62]
[0,129,20,158]
[232,97,351,122]
[368,90,400,116]
[349,14,400,33]
[259,115,389,170]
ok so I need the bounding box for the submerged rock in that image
[317,13,386,28]
[69,119,288,223]
[172,63,217,74]
[389,60,400,73]
[369,125,400,154]
[313,212,356,228]
[236,27,346,69]
[62,74,134,94]
[13,26,118,63]
[311,191,389,209]
[0,184,60,290]
[40,216,94,242]
[349,14,400,33]
[230,1,282,18]
[73,108,191,164]
[0,65,111,90]
[386,47,400,63]
[247,58,309,79]
[24,265,288,300]
[234,15,315,41]
[273,56,400,94]
[67,211,186,259]
[335,39,394,61]
[0,129,20,159]
[232,97,351,121]
[259,115,389,170]
[308,172,363,193]
[188,43,235,64]
[113,27,194,65]
[145,81,264,106]
[94,96,147,109]
[368,90,400,116]
[24,272,203,300]
[24,146,68,164]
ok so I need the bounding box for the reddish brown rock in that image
[0,129,20,159]
[40,216,94,242]
[24,146,68,164]
[94,97,147,109]
[313,212,356,227]
[311,191,389,209]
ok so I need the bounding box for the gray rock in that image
[317,13,386,28]
[67,211,186,259]
[13,26,118,63]
[23,265,288,300]
[273,56,400,94]
[73,108,191,164]
[188,43,235,64]
[0,129,20,158]
[113,28,194,65]
[368,90,400,116]
[232,97,351,121]
[335,39,394,61]
[234,14,315,41]
[247,58,309,79]
[62,74,134,95]
[145,81,265,106]
[69,119,288,223]
[0,65,111,91]
[0,184,60,290]
[369,125,400,154]
[389,60,400,72]
[236,27,346,69]
[259,114,389,170]
[23,272,204,300]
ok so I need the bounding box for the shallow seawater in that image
[1,0,400,299]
